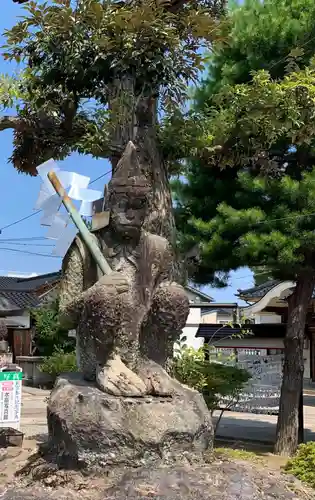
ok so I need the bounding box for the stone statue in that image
[47,141,213,471]
[59,141,189,394]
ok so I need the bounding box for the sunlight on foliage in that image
[285,442,315,489]
[172,338,251,413]
[1,0,226,173]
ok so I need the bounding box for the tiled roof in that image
[0,291,40,312]
[185,285,213,302]
[0,271,60,312]
[237,280,281,299]
[201,307,235,316]
[9,272,60,292]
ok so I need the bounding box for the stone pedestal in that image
[46,370,213,471]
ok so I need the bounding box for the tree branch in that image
[0,115,21,131]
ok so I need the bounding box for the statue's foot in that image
[136,358,182,397]
[96,355,147,396]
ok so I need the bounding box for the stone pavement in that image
[20,386,49,441]
[20,386,315,444]
[214,390,315,444]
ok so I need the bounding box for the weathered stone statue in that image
[59,141,189,394]
[46,141,213,471]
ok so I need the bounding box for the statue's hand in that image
[97,272,129,294]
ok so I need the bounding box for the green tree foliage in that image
[175,68,315,283]
[39,347,77,380]
[1,0,225,175]
[170,0,315,455]
[31,299,75,356]
[195,0,315,103]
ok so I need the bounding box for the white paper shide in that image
[35,159,102,257]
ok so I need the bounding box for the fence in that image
[210,349,283,414]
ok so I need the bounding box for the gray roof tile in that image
[0,271,60,312]
[0,291,39,311]
[237,280,281,298]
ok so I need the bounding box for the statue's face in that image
[109,191,148,238]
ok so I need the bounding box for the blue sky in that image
[0,1,254,302]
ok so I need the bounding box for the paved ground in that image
[20,386,49,441]
[214,390,315,443]
[20,386,315,445]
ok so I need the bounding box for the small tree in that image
[173,339,251,435]
[39,347,77,380]
[31,299,75,357]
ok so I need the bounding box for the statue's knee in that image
[152,284,189,327]
[155,284,189,310]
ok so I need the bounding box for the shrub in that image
[285,442,315,488]
[172,342,251,414]
[31,299,75,356]
[39,348,77,380]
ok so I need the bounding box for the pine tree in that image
[171,0,315,455]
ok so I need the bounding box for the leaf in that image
[289,47,305,59]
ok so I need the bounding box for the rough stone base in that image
[2,461,312,499]
[46,371,213,471]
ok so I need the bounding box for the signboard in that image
[218,353,283,415]
[0,370,23,429]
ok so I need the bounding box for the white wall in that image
[181,307,204,349]
[201,310,282,325]
[254,313,282,324]
[5,311,30,329]
[201,311,217,324]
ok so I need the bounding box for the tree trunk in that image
[107,78,183,281]
[274,272,315,456]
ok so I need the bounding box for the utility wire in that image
[0,247,59,258]
[2,32,315,235]
[0,236,47,242]
[0,242,55,247]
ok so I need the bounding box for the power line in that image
[0,242,55,247]
[0,210,41,232]
[2,31,314,236]
[0,236,47,242]
[0,247,59,258]
[0,167,112,234]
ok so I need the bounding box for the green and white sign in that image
[0,372,23,381]
[0,368,23,429]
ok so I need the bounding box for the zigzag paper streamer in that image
[35,159,103,257]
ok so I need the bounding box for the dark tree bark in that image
[275,272,315,456]
[107,78,177,269]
